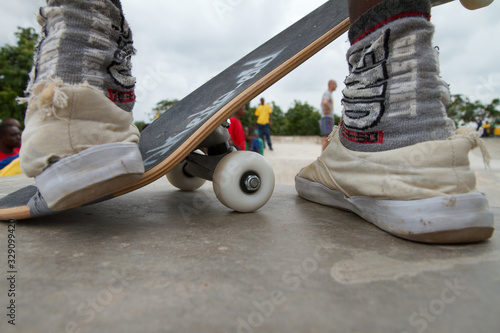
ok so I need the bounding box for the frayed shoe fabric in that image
[295,127,494,244]
[19,81,143,211]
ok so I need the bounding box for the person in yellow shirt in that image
[254,98,273,151]
[481,121,491,137]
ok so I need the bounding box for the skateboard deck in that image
[0,0,351,220]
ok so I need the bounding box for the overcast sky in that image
[2,0,499,123]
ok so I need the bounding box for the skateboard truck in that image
[182,123,235,182]
[166,123,275,212]
[183,144,236,182]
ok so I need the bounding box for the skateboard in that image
[0,0,351,220]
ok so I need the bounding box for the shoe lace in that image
[456,127,491,169]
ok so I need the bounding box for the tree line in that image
[0,27,38,128]
[1,27,499,135]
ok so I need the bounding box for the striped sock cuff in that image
[348,0,431,45]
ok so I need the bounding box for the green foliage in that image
[269,102,287,135]
[333,114,341,126]
[134,121,148,132]
[447,94,500,126]
[283,100,321,136]
[481,98,500,125]
[0,27,39,127]
[150,99,179,120]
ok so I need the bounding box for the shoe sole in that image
[35,142,144,211]
[295,176,494,244]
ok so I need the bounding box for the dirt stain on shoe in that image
[442,197,457,208]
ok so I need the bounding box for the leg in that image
[295,0,494,243]
[320,117,334,152]
[19,0,144,211]
[257,124,267,148]
[264,125,273,150]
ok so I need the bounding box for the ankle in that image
[28,0,136,112]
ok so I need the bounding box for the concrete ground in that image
[1,136,499,333]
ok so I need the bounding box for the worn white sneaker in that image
[295,0,494,243]
[18,0,143,211]
[296,128,494,243]
[20,82,143,211]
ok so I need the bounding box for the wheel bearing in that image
[241,172,261,193]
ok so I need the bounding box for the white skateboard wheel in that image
[167,160,206,191]
[213,151,275,212]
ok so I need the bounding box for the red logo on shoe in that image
[340,122,384,144]
[108,89,136,104]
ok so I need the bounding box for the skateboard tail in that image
[1,206,31,220]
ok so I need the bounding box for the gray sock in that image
[27,0,136,112]
[340,0,456,152]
